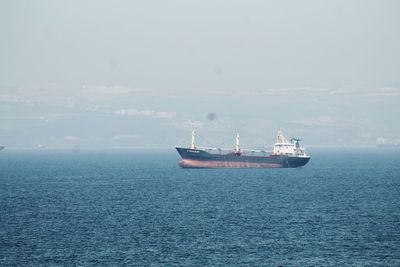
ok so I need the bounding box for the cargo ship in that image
[176,129,310,168]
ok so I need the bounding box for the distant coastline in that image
[376,143,400,148]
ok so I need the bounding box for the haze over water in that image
[1,0,400,149]
[1,149,399,266]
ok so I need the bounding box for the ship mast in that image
[235,133,240,153]
[190,130,196,149]
[276,128,286,143]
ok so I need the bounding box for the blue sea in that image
[1,149,399,266]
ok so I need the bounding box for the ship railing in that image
[196,146,273,154]
[241,148,273,153]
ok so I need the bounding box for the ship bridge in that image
[273,129,308,156]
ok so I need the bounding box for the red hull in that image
[179,159,283,168]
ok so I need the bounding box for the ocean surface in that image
[1,149,399,266]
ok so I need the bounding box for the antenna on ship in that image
[190,130,196,149]
[235,132,240,153]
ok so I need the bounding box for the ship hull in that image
[176,147,310,168]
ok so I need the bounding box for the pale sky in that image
[1,0,399,149]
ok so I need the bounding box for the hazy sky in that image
[1,0,399,149]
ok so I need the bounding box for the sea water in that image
[1,149,399,266]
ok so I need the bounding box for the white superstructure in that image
[273,129,308,157]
